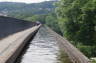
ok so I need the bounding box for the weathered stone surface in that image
[0,25,41,63]
[0,16,35,39]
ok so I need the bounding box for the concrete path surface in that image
[0,25,41,63]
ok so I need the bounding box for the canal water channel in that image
[15,27,72,63]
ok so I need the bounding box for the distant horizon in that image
[0,1,50,4]
[0,0,51,3]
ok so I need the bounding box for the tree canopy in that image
[56,0,96,57]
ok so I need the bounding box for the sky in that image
[0,0,51,3]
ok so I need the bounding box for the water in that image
[16,27,72,63]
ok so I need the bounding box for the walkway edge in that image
[0,25,41,63]
[46,26,91,63]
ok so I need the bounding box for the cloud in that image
[0,0,50,3]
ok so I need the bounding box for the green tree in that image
[56,0,96,45]
[56,0,96,57]
[24,15,46,23]
[45,13,62,34]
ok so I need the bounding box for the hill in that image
[0,1,56,17]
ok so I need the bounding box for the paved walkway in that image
[0,25,40,63]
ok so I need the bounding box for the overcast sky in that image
[0,0,51,3]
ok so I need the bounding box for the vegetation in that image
[57,50,72,63]
[0,1,55,17]
[92,60,96,63]
[56,0,96,58]
[1,0,96,58]
[0,1,62,34]
[23,13,62,35]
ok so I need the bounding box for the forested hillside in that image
[0,0,96,61]
[0,1,55,17]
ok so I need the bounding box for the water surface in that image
[17,27,72,63]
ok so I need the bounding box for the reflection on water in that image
[57,50,72,63]
[18,27,72,63]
